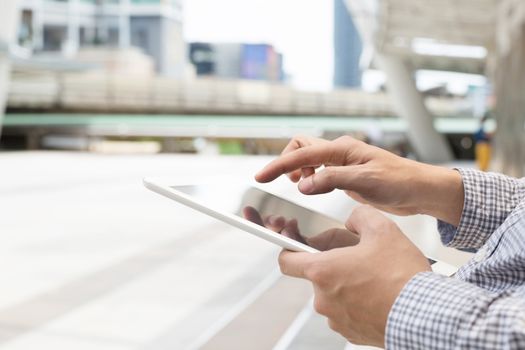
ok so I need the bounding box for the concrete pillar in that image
[492,24,525,177]
[0,0,20,137]
[33,0,45,52]
[375,53,454,163]
[119,0,131,48]
[65,0,81,57]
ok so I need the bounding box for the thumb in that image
[298,165,361,195]
[278,250,316,279]
[345,205,393,244]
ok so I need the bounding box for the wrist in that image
[416,164,464,226]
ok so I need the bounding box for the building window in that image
[18,10,34,49]
[43,25,67,52]
[107,27,120,47]
[79,0,120,4]
[80,26,119,47]
[131,0,161,4]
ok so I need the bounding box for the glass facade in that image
[81,0,119,4]
[131,0,181,5]
[333,0,363,88]
[20,0,184,76]
[131,0,160,3]
[43,0,178,6]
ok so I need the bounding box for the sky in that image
[182,0,334,91]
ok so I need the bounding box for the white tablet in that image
[143,178,458,276]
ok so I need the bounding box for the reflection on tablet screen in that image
[173,185,360,251]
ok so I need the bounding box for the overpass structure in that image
[7,71,393,117]
[345,0,525,174]
[6,69,467,118]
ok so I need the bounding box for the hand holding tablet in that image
[143,178,456,275]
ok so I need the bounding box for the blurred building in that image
[16,0,186,77]
[189,42,214,76]
[333,0,363,88]
[189,43,284,82]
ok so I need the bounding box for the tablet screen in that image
[172,185,360,251]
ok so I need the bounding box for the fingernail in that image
[299,177,313,194]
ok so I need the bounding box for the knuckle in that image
[336,135,361,153]
[352,205,365,215]
[327,318,341,333]
[347,335,364,346]
[313,297,329,316]
[326,143,342,164]
[321,167,338,184]
[295,147,310,159]
[305,260,331,287]
[349,205,367,221]
[346,205,373,231]
[292,134,307,141]
[329,282,345,298]
[336,135,354,144]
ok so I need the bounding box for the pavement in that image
[0,151,472,350]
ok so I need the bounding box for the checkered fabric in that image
[386,168,525,349]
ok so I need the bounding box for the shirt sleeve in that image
[386,272,525,349]
[437,168,525,249]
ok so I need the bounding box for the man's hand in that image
[278,206,431,347]
[255,135,464,226]
[242,207,359,250]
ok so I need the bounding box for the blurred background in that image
[0,0,523,349]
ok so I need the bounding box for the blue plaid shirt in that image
[386,168,525,349]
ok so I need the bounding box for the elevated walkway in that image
[7,70,466,118]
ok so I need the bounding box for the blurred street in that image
[0,152,471,349]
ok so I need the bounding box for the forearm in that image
[387,272,525,349]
